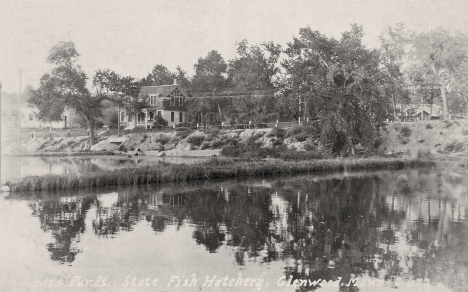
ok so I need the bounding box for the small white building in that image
[20,106,71,129]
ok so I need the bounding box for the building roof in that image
[139,85,188,98]
[412,109,439,117]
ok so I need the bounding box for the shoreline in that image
[2,151,114,157]
[2,149,221,157]
[5,157,435,192]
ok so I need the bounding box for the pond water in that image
[0,155,207,183]
[0,168,467,292]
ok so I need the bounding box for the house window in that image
[120,112,125,121]
[149,112,154,120]
[179,112,183,123]
[29,114,33,121]
[150,95,158,106]
[171,112,174,122]
[170,89,182,106]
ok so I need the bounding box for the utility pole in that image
[18,69,22,145]
[118,105,120,135]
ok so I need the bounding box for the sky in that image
[1,0,468,94]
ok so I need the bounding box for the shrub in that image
[400,137,409,144]
[141,134,148,143]
[210,128,220,136]
[200,142,210,150]
[294,132,308,142]
[152,116,168,128]
[271,148,323,161]
[187,135,205,147]
[158,144,165,151]
[109,112,119,129]
[303,143,316,151]
[463,129,468,136]
[158,136,170,145]
[120,144,128,152]
[268,127,286,139]
[220,145,243,157]
[246,133,263,148]
[55,144,65,151]
[400,126,411,137]
[271,138,283,146]
[174,127,189,131]
[444,141,464,153]
[373,137,384,149]
[211,139,224,149]
[225,137,239,146]
[426,124,433,129]
[288,125,305,137]
[176,130,194,139]
[417,149,432,159]
[442,121,453,129]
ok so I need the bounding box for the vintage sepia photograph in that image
[1,0,468,291]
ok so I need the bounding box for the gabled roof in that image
[412,109,439,117]
[139,85,188,98]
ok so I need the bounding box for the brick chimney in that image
[173,78,177,85]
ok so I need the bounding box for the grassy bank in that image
[7,157,434,192]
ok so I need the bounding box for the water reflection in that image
[3,168,468,291]
[29,196,93,263]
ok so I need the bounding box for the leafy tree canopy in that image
[410,27,468,118]
[227,40,281,92]
[192,50,227,93]
[280,24,390,155]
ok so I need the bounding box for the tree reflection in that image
[28,196,94,263]
[21,168,468,290]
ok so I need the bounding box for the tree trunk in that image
[420,89,424,122]
[347,135,355,156]
[431,63,449,120]
[429,85,434,119]
[440,79,449,120]
[86,118,95,145]
[391,91,400,122]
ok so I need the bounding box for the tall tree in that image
[92,69,141,133]
[379,24,413,121]
[411,27,468,119]
[175,66,192,90]
[281,25,390,155]
[192,50,227,93]
[140,64,176,86]
[30,41,108,144]
[453,57,468,115]
[227,40,281,92]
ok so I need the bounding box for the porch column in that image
[143,109,148,128]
